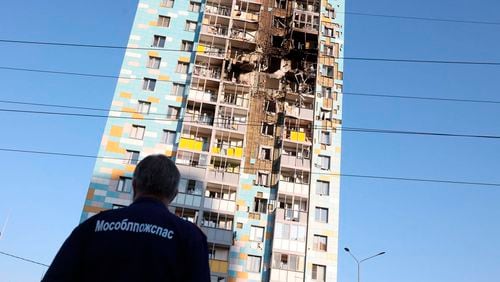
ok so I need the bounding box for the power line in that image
[0,250,49,268]
[1,147,499,187]
[0,41,500,65]
[342,11,500,26]
[343,91,500,105]
[1,107,500,140]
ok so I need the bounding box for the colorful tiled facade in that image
[82,0,344,281]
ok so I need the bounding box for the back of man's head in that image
[132,154,180,203]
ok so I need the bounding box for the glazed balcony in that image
[278,180,309,197]
[280,154,311,171]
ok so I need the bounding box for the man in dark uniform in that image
[42,154,210,282]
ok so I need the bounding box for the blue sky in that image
[1,0,500,281]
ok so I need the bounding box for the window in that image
[322,87,333,98]
[254,198,268,213]
[323,26,334,37]
[324,44,334,56]
[273,253,303,271]
[261,122,274,136]
[259,147,271,160]
[316,180,330,196]
[274,0,286,9]
[117,177,133,193]
[185,20,197,32]
[160,0,174,8]
[257,172,269,186]
[130,125,145,140]
[137,100,151,114]
[181,40,193,51]
[176,61,189,74]
[265,100,277,113]
[326,8,335,19]
[188,1,201,12]
[187,180,196,194]
[250,225,264,242]
[142,78,157,91]
[172,83,185,96]
[315,207,328,223]
[313,235,328,251]
[167,106,180,119]
[125,150,140,165]
[320,108,332,120]
[318,155,330,170]
[246,255,261,273]
[157,15,171,27]
[162,130,176,145]
[322,65,334,78]
[152,35,166,48]
[320,131,331,145]
[147,56,161,69]
[312,264,326,281]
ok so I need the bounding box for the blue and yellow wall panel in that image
[81,0,204,221]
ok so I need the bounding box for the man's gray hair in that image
[133,154,180,201]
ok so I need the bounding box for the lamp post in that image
[344,247,386,282]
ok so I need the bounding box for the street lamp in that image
[344,247,386,282]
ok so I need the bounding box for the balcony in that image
[172,192,202,208]
[281,154,310,171]
[284,130,312,145]
[188,89,218,103]
[232,10,259,22]
[207,169,240,186]
[205,4,231,17]
[278,181,309,197]
[284,105,314,121]
[275,208,308,224]
[292,10,320,34]
[230,28,257,43]
[179,137,209,152]
[193,65,221,80]
[204,197,236,214]
[212,146,244,158]
[214,118,247,134]
[201,24,229,37]
[209,259,229,274]
[197,44,225,58]
[202,227,234,245]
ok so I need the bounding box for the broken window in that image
[322,65,334,78]
[254,197,268,213]
[259,147,272,160]
[261,122,274,136]
[274,0,286,9]
[265,100,277,113]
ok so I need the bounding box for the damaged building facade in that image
[81,0,344,281]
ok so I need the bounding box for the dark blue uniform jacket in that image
[42,197,210,282]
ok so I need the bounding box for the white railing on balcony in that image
[207,169,240,185]
[184,113,214,126]
[201,25,228,37]
[204,198,236,213]
[198,45,225,58]
[285,105,314,120]
[205,5,231,16]
[215,118,247,133]
[188,89,217,103]
[279,181,309,197]
[193,65,221,79]
[173,192,202,207]
[281,155,311,170]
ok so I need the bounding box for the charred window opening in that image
[272,35,284,48]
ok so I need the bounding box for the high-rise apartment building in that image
[81,0,344,281]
